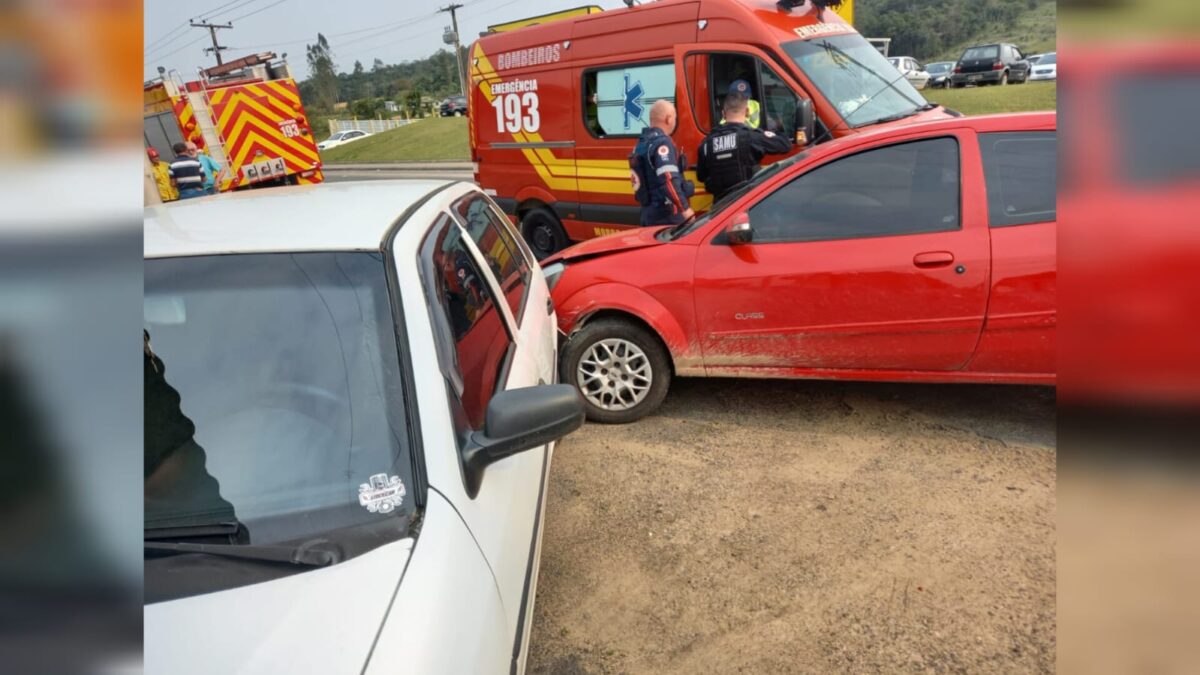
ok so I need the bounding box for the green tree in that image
[305,33,339,110]
[404,89,423,118]
[352,97,384,119]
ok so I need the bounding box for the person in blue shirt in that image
[629,100,695,227]
[187,142,226,195]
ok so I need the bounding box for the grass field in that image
[923,81,1056,115]
[320,117,469,162]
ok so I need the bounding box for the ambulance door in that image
[674,43,818,159]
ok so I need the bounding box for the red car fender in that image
[556,281,701,376]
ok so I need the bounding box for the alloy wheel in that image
[577,338,653,411]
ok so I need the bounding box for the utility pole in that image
[191,20,233,66]
[439,4,466,95]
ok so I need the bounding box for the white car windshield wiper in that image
[144,522,241,541]
[144,540,340,567]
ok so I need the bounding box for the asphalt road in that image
[322,162,473,184]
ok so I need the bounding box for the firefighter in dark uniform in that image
[630,99,695,226]
[697,80,794,202]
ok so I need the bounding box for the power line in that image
[232,10,438,52]
[145,0,256,54]
[145,22,192,54]
[230,0,292,22]
[196,0,251,20]
[146,34,208,64]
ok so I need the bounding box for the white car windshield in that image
[1040,53,1056,65]
[783,34,928,128]
[145,252,417,600]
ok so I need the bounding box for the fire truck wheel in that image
[561,317,672,424]
[521,207,568,260]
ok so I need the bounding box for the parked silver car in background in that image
[887,56,931,89]
[1029,52,1057,81]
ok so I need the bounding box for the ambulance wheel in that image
[561,318,672,424]
[522,207,568,260]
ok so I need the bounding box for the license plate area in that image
[241,157,288,183]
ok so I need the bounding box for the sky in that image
[144,0,629,82]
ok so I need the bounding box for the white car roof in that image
[145,180,459,258]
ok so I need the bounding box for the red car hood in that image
[544,226,667,265]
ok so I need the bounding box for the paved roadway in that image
[322,162,474,184]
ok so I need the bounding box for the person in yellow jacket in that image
[719,79,761,129]
[147,147,178,202]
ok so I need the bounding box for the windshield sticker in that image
[358,473,407,514]
[793,23,856,39]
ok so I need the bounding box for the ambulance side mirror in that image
[795,98,816,146]
[726,211,753,245]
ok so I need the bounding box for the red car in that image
[545,112,1057,422]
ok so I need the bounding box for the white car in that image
[144,180,583,674]
[1029,52,1057,81]
[887,56,931,90]
[317,129,371,151]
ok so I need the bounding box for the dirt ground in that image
[528,378,1056,674]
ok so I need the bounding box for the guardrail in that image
[328,119,416,135]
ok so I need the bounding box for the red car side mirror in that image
[726,212,753,245]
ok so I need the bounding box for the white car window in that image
[418,212,514,431]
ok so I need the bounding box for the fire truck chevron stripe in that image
[160,75,320,192]
[221,100,300,148]
[209,88,319,175]
[230,128,312,171]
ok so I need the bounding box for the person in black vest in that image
[697,84,793,202]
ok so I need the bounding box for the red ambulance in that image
[468,0,953,258]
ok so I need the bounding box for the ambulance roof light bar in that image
[777,0,843,11]
[483,5,603,34]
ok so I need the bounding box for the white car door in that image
[412,191,557,670]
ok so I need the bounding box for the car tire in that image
[999,71,1009,86]
[561,318,672,424]
[521,206,569,260]
[454,110,463,117]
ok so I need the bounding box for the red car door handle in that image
[913,251,955,268]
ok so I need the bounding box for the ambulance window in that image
[583,62,675,138]
[451,193,531,326]
[759,64,801,139]
[709,54,758,126]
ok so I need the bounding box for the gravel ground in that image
[529,378,1056,674]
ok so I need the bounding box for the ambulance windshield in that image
[783,33,928,128]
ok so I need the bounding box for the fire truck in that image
[469,0,949,258]
[144,52,323,192]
